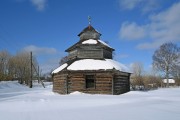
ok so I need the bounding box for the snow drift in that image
[0,81,180,120]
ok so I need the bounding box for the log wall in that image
[53,70,130,95]
[113,74,130,95]
[53,74,67,94]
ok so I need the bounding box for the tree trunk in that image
[166,66,169,88]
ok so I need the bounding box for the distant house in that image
[52,24,131,95]
[162,79,176,87]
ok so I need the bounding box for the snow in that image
[52,63,68,74]
[81,39,113,48]
[162,79,175,83]
[52,39,119,74]
[52,59,130,73]
[98,39,112,48]
[70,91,85,95]
[82,39,98,44]
[0,81,180,120]
[67,59,131,73]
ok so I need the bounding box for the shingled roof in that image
[65,39,114,52]
[78,25,101,37]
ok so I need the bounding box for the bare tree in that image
[171,64,180,86]
[12,52,31,84]
[130,62,144,90]
[8,51,38,85]
[152,42,180,87]
[0,50,11,81]
[59,56,68,65]
[0,50,39,87]
[131,62,144,76]
[143,74,162,89]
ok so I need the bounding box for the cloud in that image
[40,58,60,74]
[119,0,160,13]
[23,45,57,55]
[119,22,146,40]
[142,0,160,13]
[30,0,47,11]
[119,2,180,49]
[119,0,142,10]
[22,45,65,74]
[15,0,48,11]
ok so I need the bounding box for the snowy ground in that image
[0,81,180,120]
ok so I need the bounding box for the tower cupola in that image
[78,25,101,41]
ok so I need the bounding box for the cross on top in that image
[88,16,91,25]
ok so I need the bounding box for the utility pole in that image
[28,51,45,88]
[32,64,45,88]
[38,66,40,83]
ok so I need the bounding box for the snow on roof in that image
[67,59,130,73]
[52,59,130,74]
[81,39,113,49]
[52,63,68,74]
[82,39,98,44]
[162,79,175,83]
[98,40,112,48]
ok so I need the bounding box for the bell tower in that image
[78,17,101,41]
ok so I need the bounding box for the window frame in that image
[85,74,96,89]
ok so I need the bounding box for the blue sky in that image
[0,0,180,74]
